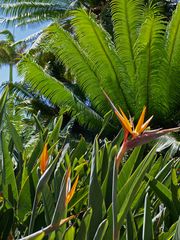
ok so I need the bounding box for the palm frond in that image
[43,23,109,115]
[111,0,143,81]
[0,29,14,42]
[0,41,15,64]
[166,3,180,112]
[0,1,75,27]
[134,14,169,118]
[18,57,104,131]
[71,9,134,114]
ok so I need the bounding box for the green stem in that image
[113,140,127,240]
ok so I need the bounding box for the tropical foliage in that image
[17,0,180,133]
[0,1,180,240]
[0,87,180,239]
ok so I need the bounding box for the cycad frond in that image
[111,0,143,81]
[18,57,104,131]
[43,23,109,115]
[166,3,180,111]
[134,15,169,118]
[71,9,134,113]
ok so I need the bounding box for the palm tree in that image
[0,30,25,83]
[17,0,180,133]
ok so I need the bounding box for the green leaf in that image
[28,135,44,170]
[145,173,178,219]
[17,163,38,222]
[126,210,137,240]
[174,217,180,240]
[18,57,103,132]
[1,131,18,202]
[142,193,153,240]
[42,184,55,225]
[118,146,141,189]
[76,208,92,240]
[48,115,63,146]
[117,146,157,226]
[6,116,23,152]
[158,221,177,240]
[104,145,157,239]
[88,137,104,239]
[63,226,75,240]
[51,170,68,225]
[71,136,87,161]
[0,86,8,129]
[93,219,108,240]
[171,167,180,212]
[101,145,117,209]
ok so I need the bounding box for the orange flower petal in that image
[140,115,153,134]
[66,175,79,205]
[119,108,133,134]
[135,106,146,134]
[40,143,49,174]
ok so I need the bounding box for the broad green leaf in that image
[1,132,18,201]
[17,163,38,221]
[145,174,178,219]
[126,210,137,240]
[63,226,75,240]
[101,142,111,183]
[6,116,23,152]
[76,208,92,240]
[48,115,63,146]
[33,114,44,133]
[28,135,44,170]
[0,86,8,129]
[118,146,141,189]
[71,136,87,161]
[171,167,180,212]
[42,184,55,225]
[112,161,118,240]
[51,170,68,225]
[93,219,108,240]
[101,145,117,209]
[142,193,153,240]
[88,137,104,240]
[99,110,114,137]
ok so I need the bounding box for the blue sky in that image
[0,22,48,83]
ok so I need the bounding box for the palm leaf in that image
[18,57,104,131]
[134,14,169,118]
[43,23,109,115]
[166,3,180,113]
[111,0,143,82]
[0,0,74,26]
[71,9,134,113]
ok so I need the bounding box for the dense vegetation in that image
[0,0,179,240]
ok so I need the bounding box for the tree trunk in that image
[9,64,13,83]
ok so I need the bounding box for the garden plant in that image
[0,0,180,240]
